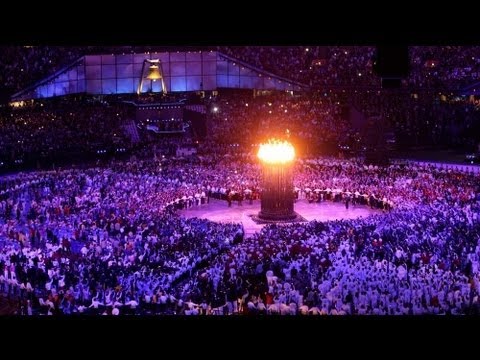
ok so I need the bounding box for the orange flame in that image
[257,139,295,164]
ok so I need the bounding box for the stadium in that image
[0,45,480,315]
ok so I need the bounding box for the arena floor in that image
[179,199,382,237]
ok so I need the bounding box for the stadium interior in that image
[0,45,480,316]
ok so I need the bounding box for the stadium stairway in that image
[123,120,141,143]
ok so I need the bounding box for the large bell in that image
[146,64,162,81]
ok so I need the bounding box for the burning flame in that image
[257,139,295,164]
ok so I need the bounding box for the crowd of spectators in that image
[205,90,350,155]
[349,90,480,149]
[1,149,479,315]
[220,46,480,91]
[2,45,480,156]
[0,98,135,169]
[3,46,480,98]
[1,87,479,174]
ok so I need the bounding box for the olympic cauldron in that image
[256,139,297,221]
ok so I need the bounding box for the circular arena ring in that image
[0,157,479,315]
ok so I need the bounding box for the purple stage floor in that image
[179,199,382,237]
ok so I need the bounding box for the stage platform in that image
[179,199,382,238]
